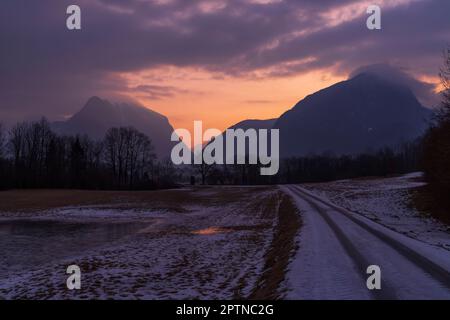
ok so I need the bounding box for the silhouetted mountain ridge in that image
[272,72,433,157]
[53,97,175,159]
[228,119,277,131]
[54,70,433,161]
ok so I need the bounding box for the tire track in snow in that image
[289,186,397,300]
[285,185,450,299]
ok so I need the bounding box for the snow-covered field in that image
[302,172,450,250]
[2,173,448,300]
[0,187,288,299]
[281,173,450,300]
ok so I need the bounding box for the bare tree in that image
[0,123,4,158]
[422,46,450,208]
[195,162,212,185]
[438,47,450,121]
[24,118,54,179]
[9,121,28,169]
[103,127,155,188]
[194,146,215,185]
[7,119,55,186]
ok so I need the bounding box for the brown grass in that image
[248,191,301,300]
[0,186,271,214]
[0,186,299,299]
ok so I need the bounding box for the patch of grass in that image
[249,191,302,300]
[0,186,271,214]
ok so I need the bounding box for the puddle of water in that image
[191,224,271,235]
[0,219,148,278]
[191,227,230,235]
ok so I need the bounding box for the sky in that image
[0,0,449,131]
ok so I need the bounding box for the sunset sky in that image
[1,0,449,131]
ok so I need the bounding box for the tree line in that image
[0,119,432,190]
[0,119,177,190]
[422,48,450,209]
[193,141,422,185]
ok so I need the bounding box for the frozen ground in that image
[302,172,450,250]
[2,173,448,300]
[0,187,290,299]
[282,183,450,300]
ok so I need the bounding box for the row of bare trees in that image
[104,127,156,189]
[0,119,177,190]
[194,142,422,185]
[0,123,4,158]
[8,119,57,187]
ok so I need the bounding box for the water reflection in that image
[191,227,230,235]
[0,219,146,278]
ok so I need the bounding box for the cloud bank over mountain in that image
[349,64,440,107]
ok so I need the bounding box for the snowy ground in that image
[0,187,287,299]
[282,182,450,300]
[2,173,448,300]
[302,172,450,250]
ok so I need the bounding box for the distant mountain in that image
[53,96,175,159]
[274,73,433,157]
[54,71,433,162]
[228,119,276,131]
[204,118,276,162]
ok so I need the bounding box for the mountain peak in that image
[52,97,176,159]
[349,64,439,107]
[274,73,432,157]
[349,71,410,93]
[82,96,110,110]
[86,95,104,105]
[229,118,276,130]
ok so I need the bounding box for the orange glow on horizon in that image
[118,66,345,133]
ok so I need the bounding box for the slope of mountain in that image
[228,119,276,131]
[274,73,432,157]
[53,97,175,159]
[203,118,276,163]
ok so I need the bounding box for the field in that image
[1,173,449,300]
[302,173,450,250]
[0,186,300,299]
